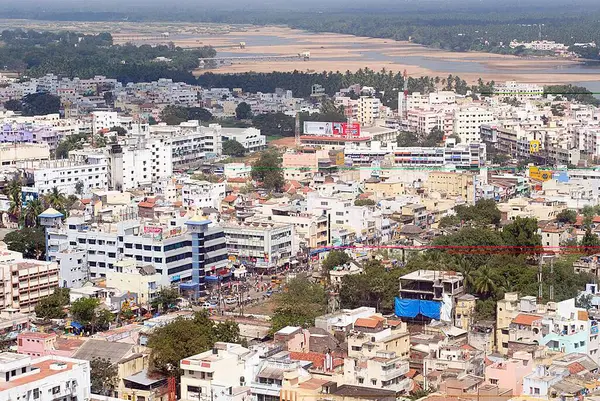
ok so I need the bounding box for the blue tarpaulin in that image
[394,298,441,320]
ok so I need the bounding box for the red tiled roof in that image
[138,202,155,208]
[568,362,586,374]
[223,195,238,203]
[512,313,541,326]
[354,318,379,329]
[80,198,91,205]
[386,319,402,327]
[289,351,326,368]
[227,177,248,183]
[406,368,418,378]
[358,192,374,200]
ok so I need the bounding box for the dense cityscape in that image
[1,2,600,401]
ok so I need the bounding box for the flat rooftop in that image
[400,269,462,282]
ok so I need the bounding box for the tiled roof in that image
[568,362,586,375]
[512,313,541,326]
[223,195,238,203]
[354,318,379,329]
[138,202,155,208]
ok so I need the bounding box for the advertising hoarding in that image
[21,187,39,208]
[303,122,361,137]
[143,226,163,241]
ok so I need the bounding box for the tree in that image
[581,228,600,255]
[251,151,284,192]
[354,199,376,206]
[270,278,326,333]
[4,99,22,111]
[187,107,213,122]
[35,288,70,319]
[322,250,350,271]
[22,198,44,228]
[75,180,84,196]
[4,176,22,221]
[252,113,295,137]
[21,93,61,116]
[44,187,67,214]
[222,140,247,157]
[397,131,419,147]
[90,358,118,396]
[235,102,252,120]
[576,293,594,310]
[454,199,501,227]
[151,287,180,312]
[422,126,444,147]
[4,228,46,259]
[160,105,189,125]
[148,312,242,376]
[502,217,542,256]
[70,297,114,331]
[439,215,460,228]
[474,266,497,295]
[109,126,127,136]
[556,209,577,224]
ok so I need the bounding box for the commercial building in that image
[427,171,476,203]
[0,143,50,166]
[105,259,161,308]
[494,81,544,101]
[44,212,228,288]
[357,96,381,125]
[0,353,91,401]
[223,220,296,271]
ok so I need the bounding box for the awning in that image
[70,321,84,330]
[205,276,220,281]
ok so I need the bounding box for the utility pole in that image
[294,112,301,148]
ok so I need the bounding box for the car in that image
[225,297,237,305]
[266,290,273,297]
[201,302,216,309]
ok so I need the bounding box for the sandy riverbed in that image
[0,20,597,85]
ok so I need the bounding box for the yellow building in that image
[364,180,405,198]
[105,259,160,309]
[455,294,477,331]
[496,292,522,355]
[427,171,475,204]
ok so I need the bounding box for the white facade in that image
[222,127,266,153]
[91,111,119,133]
[54,250,87,289]
[182,181,227,209]
[0,353,91,401]
[494,81,544,101]
[453,107,495,144]
[32,154,109,196]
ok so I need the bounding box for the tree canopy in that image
[251,150,284,192]
[270,278,327,333]
[235,102,252,120]
[147,312,243,376]
[222,139,246,157]
[90,358,118,396]
[35,288,70,319]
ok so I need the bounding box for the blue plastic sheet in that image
[395,298,441,320]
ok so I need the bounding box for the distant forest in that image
[0,29,214,83]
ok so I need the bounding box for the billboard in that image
[143,226,163,241]
[529,140,541,153]
[303,122,361,137]
[21,187,39,208]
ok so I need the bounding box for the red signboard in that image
[332,122,361,137]
[304,121,362,137]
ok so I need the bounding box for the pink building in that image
[17,332,84,358]
[485,351,533,395]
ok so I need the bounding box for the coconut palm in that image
[4,176,22,220]
[23,199,44,228]
[453,256,477,292]
[44,187,66,212]
[474,266,497,296]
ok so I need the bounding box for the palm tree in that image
[44,187,66,212]
[4,176,22,221]
[453,257,476,292]
[474,266,497,296]
[23,199,44,228]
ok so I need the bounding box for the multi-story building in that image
[222,220,296,271]
[494,81,544,101]
[0,242,59,313]
[0,353,91,401]
[427,171,476,203]
[44,212,228,288]
[357,97,381,125]
[222,127,266,153]
[344,141,486,170]
[453,107,494,144]
[179,342,256,401]
[396,270,464,323]
[342,351,411,394]
[406,109,454,138]
[105,259,161,308]
[29,153,109,196]
[181,180,227,210]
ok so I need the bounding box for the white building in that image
[494,81,544,101]
[182,180,227,210]
[222,220,296,270]
[31,154,109,196]
[453,107,495,144]
[0,353,91,401]
[222,127,266,153]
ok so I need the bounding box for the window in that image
[371,379,377,385]
[490,379,498,385]
[143,245,152,251]
[33,389,40,399]
[52,386,60,394]
[358,378,364,384]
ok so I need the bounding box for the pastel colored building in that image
[17,332,84,358]
[485,351,534,395]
